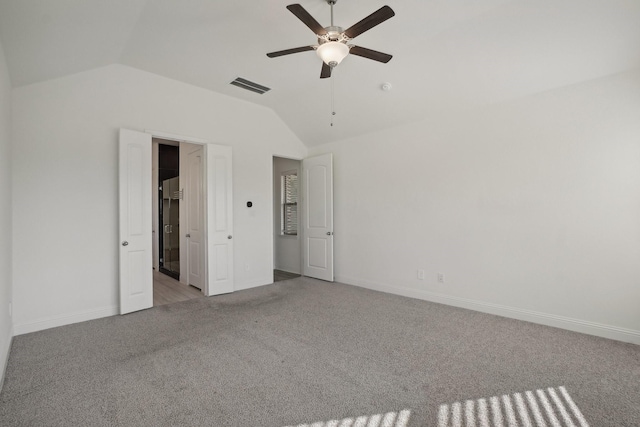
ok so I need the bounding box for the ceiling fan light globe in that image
[317,41,349,67]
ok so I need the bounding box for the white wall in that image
[0,37,13,383]
[309,70,640,344]
[273,157,302,274]
[11,64,307,333]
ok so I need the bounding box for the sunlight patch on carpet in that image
[437,386,588,427]
[284,409,411,427]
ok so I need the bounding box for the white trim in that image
[0,330,12,391]
[234,277,273,292]
[272,154,304,162]
[336,275,640,345]
[151,142,160,272]
[145,129,209,145]
[274,268,300,275]
[13,306,119,336]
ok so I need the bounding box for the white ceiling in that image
[1,0,639,146]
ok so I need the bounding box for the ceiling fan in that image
[267,1,395,79]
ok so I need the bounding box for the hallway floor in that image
[274,269,301,282]
[153,270,203,307]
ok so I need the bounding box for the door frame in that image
[272,156,303,276]
[147,129,228,297]
[272,155,304,277]
[271,153,334,282]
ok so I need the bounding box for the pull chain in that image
[329,0,337,127]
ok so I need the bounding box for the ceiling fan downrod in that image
[328,0,336,27]
[320,0,347,69]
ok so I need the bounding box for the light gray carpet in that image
[1,277,638,426]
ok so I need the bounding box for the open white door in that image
[206,144,234,295]
[186,145,205,290]
[302,153,334,281]
[119,129,153,314]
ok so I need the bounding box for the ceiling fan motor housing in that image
[318,26,348,43]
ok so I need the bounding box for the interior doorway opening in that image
[157,142,181,279]
[119,128,235,315]
[273,156,302,283]
[152,137,205,307]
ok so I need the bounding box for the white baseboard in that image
[0,327,12,392]
[234,276,272,292]
[12,278,639,345]
[13,306,119,336]
[274,267,301,275]
[336,275,640,345]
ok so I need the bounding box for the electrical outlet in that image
[437,273,445,284]
[417,269,425,280]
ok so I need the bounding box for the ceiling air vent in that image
[230,77,271,95]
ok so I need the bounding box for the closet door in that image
[302,153,334,282]
[119,129,153,314]
[186,145,205,290]
[206,144,234,295]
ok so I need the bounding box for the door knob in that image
[326,231,333,236]
[186,234,190,238]
[228,235,233,239]
[122,241,129,246]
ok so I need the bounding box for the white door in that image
[302,153,334,281]
[206,144,234,295]
[119,129,153,314]
[186,145,205,290]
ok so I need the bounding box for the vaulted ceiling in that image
[1,0,639,146]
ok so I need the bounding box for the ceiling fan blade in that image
[344,5,395,39]
[320,62,332,79]
[287,4,327,35]
[349,46,392,63]
[267,46,315,58]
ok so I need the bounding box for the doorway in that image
[153,270,202,306]
[120,129,235,315]
[157,142,181,280]
[273,156,302,282]
[152,138,204,306]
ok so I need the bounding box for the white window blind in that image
[281,172,298,235]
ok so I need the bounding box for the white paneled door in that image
[186,145,204,290]
[206,144,234,295]
[119,129,153,314]
[303,153,334,281]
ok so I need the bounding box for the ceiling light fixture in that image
[316,41,349,68]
